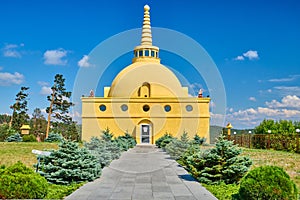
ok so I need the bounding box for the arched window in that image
[139,82,150,97]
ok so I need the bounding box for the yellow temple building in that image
[81,5,210,144]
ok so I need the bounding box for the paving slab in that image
[65,145,217,200]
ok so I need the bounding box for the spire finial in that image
[141,4,152,46]
[132,5,160,63]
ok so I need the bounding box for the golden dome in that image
[108,61,187,98]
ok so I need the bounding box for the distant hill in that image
[210,125,223,144]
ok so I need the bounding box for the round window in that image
[186,105,193,112]
[121,104,128,111]
[164,105,171,112]
[99,104,106,112]
[143,105,150,112]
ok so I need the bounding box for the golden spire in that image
[133,5,160,63]
[141,5,152,46]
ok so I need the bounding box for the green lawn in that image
[242,148,300,190]
[0,142,58,169]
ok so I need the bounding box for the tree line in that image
[0,74,79,141]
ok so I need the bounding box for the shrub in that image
[178,143,201,167]
[193,134,206,145]
[165,132,190,159]
[22,134,37,142]
[44,132,64,143]
[0,161,48,199]
[101,128,114,142]
[184,135,252,184]
[238,166,298,200]
[41,140,101,185]
[5,133,22,142]
[155,133,174,148]
[85,137,121,168]
[114,132,136,151]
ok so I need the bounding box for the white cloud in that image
[2,43,24,58]
[78,55,93,67]
[228,108,234,112]
[233,50,259,61]
[243,50,259,60]
[273,86,300,96]
[0,72,24,86]
[43,48,68,65]
[268,75,300,83]
[249,97,256,102]
[225,95,300,128]
[40,86,52,95]
[234,55,244,61]
[266,95,300,109]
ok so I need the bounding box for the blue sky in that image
[0,0,299,129]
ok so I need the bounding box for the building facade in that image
[81,5,210,144]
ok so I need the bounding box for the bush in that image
[193,134,206,145]
[178,143,201,167]
[184,135,252,184]
[85,137,121,168]
[114,132,136,151]
[165,132,190,159]
[155,133,174,148]
[44,132,64,143]
[5,133,22,142]
[0,161,48,199]
[41,140,101,185]
[101,128,114,142]
[22,134,37,142]
[238,166,298,200]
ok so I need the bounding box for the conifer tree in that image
[84,137,121,168]
[10,86,30,131]
[185,135,252,184]
[165,131,190,159]
[46,74,74,138]
[30,108,47,137]
[41,140,101,185]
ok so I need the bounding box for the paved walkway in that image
[65,145,217,200]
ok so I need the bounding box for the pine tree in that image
[84,137,121,168]
[10,86,30,132]
[41,140,101,185]
[193,134,206,145]
[101,128,114,142]
[5,133,22,142]
[0,114,11,124]
[165,132,190,160]
[30,108,47,137]
[185,135,252,184]
[46,74,74,138]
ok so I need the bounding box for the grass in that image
[242,148,300,190]
[1,142,300,199]
[0,142,58,169]
[0,142,82,199]
[203,148,300,199]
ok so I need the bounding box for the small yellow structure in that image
[226,123,233,136]
[20,124,31,135]
[81,5,211,144]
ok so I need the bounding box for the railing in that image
[228,134,300,153]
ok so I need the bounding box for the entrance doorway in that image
[141,124,151,143]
